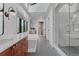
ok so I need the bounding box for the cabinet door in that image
[22,38,28,55]
[24,38,28,55]
[0,47,13,56]
[0,38,28,56]
[13,41,23,56]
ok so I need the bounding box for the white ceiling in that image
[28,3,49,12]
[59,4,78,13]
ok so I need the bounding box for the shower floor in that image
[60,46,79,56]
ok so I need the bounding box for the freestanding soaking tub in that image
[28,34,38,53]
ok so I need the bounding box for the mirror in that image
[0,3,4,35]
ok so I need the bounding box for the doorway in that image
[38,21,44,36]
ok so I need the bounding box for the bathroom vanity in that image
[0,35,28,56]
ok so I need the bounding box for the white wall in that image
[30,16,38,28]
[55,12,70,46]
[4,3,17,37]
[0,3,29,39]
[45,4,54,47]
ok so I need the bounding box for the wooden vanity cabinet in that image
[0,47,13,56]
[23,38,28,55]
[0,37,28,56]
[13,38,27,56]
[13,41,23,56]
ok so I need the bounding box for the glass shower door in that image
[55,3,79,56]
[55,4,70,55]
[70,3,79,56]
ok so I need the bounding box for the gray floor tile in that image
[28,36,60,56]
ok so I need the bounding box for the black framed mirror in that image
[0,3,4,35]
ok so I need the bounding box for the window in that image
[21,20,28,32]
[17,18,28,33]
[25,21,28,32]
[19,18,22,33]
[21,19,24,32]
[0,3,4,35]
[17,17,20,33]
[25,21,26,31]
[17,18,23,33]
[23,20,25,32]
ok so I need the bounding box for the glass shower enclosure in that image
[55,3,79,56]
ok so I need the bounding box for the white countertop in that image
[0,32,28,53]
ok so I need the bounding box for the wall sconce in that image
[5,7,15,20]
